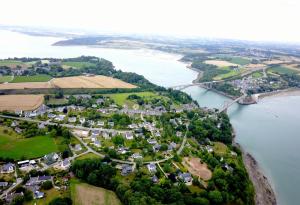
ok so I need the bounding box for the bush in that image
[41,180,53,190]
[48,197,72,205]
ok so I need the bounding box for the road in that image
[0,178,23,199]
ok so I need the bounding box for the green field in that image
[228,56,251,65]
[0,60,26,67]
[25,188,65,205]
[213,67,245,80]
[70,179,121,205]
[62,61,96,69]
[269,66,299,75]
[76,153,101,160]
[0,127,58,160]
[104,92,163,106]
[0,75,13,83]
[252,72,263,78]
[46,97,69,105]
[11,74,52,83]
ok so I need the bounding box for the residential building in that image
[147,163,157,173]
[1,163,14,174]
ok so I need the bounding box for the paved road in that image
[176,123,189,155]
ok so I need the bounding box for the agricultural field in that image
[251,71,264,78]
[71,179,121,205]
[269,66,299,75]
[0,75,136,90]
[62,61,96,69]
[0,127,58,160]
[11,74,52,83]
[0,95,44,111]
[103,91,163,105]
[0,75,13,83]
[213,67,245,80]
[204,60,239,67]
[182,157,212,181]
[51,75,137,89]
[227,56,251,65]
[0,60,29,69]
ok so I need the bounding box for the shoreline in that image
[235,143,277,205]
[257,87,300,100]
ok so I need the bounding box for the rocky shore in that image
[242,151,277,205]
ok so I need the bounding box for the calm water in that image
[1,30,299,204]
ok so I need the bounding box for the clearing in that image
[0,127,58,160]
[269,66,299,75]
[204,60,239,67]
[227,56,251,65]
[182,157,212,181]
[213,142,228,156]
[62,61,96,69]
[0,95,44,111]
[11,74,52,83]
[104,92,162,106]
[71,179,121,205]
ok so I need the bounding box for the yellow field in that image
[72,182,121,205]
[0,82,51,90]
[51,75,137,89]
[182,157,212,181]
[0,75,137,90]
[0,95,44,111]
[204,60,239,67]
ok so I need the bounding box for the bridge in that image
[169,80,225,90]
[218,94,246,113]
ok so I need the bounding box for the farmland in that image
[0,75,137,90]
[0,75,13,83]
[0,127,58,160]
[11,74,52,83]
[269,66,299,75]
[227,56,251,65]
[71,179,121,205]
[0,95,44,111]
[204,60,239,67]
[0,60,29,68]
[51,75,137,89]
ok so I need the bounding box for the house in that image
[124,132,134,140]
[27,175,52,186]
[11,121,18,127]
[178,172,192,183]
[1,163,14,174]
[168,142,177,151]
[206,145,213,153]
[102,132,110,139]
[87,120,95,126]
[176,131,182,137]
[222,163,234,172]
[94,140,101,147]
[155,131,161,137]
[68,117,77,123]
[38,123,46,129]
[44,153,59,165]
[74,94,91,100]
[151,175,159,183]
[74,144,82,152]
[91,136,97,142]
[121,164,133,176]
[55,114,65,121]
[17,160,30,168]
[29,160,37,167]
[108,121,114,127]
[34,191,45,199]
[91,130,100,137]
[79,118,86,124]
[153,144,161,152]
[97,121,105,126]
[61,159,71,169]
[47,113,56,119]
[96,98,105,105]
[131,153,142,159]
[81,130,89,137]
[147,163,157,173]
[147,139,157,145]
[118,147,128,154]
[14,127,22,134]
[0,182,8,188]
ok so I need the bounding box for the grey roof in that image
[0,182,8,187]
[38,175,52,181]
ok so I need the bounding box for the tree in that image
[49,197,72,205]
[208,190,223,204]
[112,135,124,146]
[10,195,24,205]
[54,89,64,99]
[41,180,53,190]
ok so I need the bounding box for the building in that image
[147,163,157,173]
[124,132,134,140]
[91,130,100,137]
[1,163,14,174]
[94,140,101,147]
[151,175,159,183]
[68,117,77,123]
[153,144,161,152]
[178,172,192,183]
[74,144,82,152]
[0,182,8,187]
[44,153,59,165]
[34,191,45,199]
[131,153,143,159]
[121,164,133,176]
[61,159,71,169]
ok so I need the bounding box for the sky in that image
[0,0,299,42]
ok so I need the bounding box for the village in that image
[0,91,240,204]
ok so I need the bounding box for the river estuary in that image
[0,30,299,204]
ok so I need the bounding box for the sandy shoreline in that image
[257,87,300,100]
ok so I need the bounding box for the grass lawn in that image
[0,75,13,83]
[11,74,52,83]
[0,60,27,67]
[25,188,65,205]
[252,72,263,78]
[76,153,101,160]
[269,66,299,75]
[46,97,68,106]
[213,142,228,156]
[62,61,96,69]
[104,92,163,106]
[0,127,58,160]
[70,179,121,205]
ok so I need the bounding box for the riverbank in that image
[236,143,277,205]
[257,87,300,100]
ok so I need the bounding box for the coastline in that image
[235,143,277,205]
[257,87,300,100]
